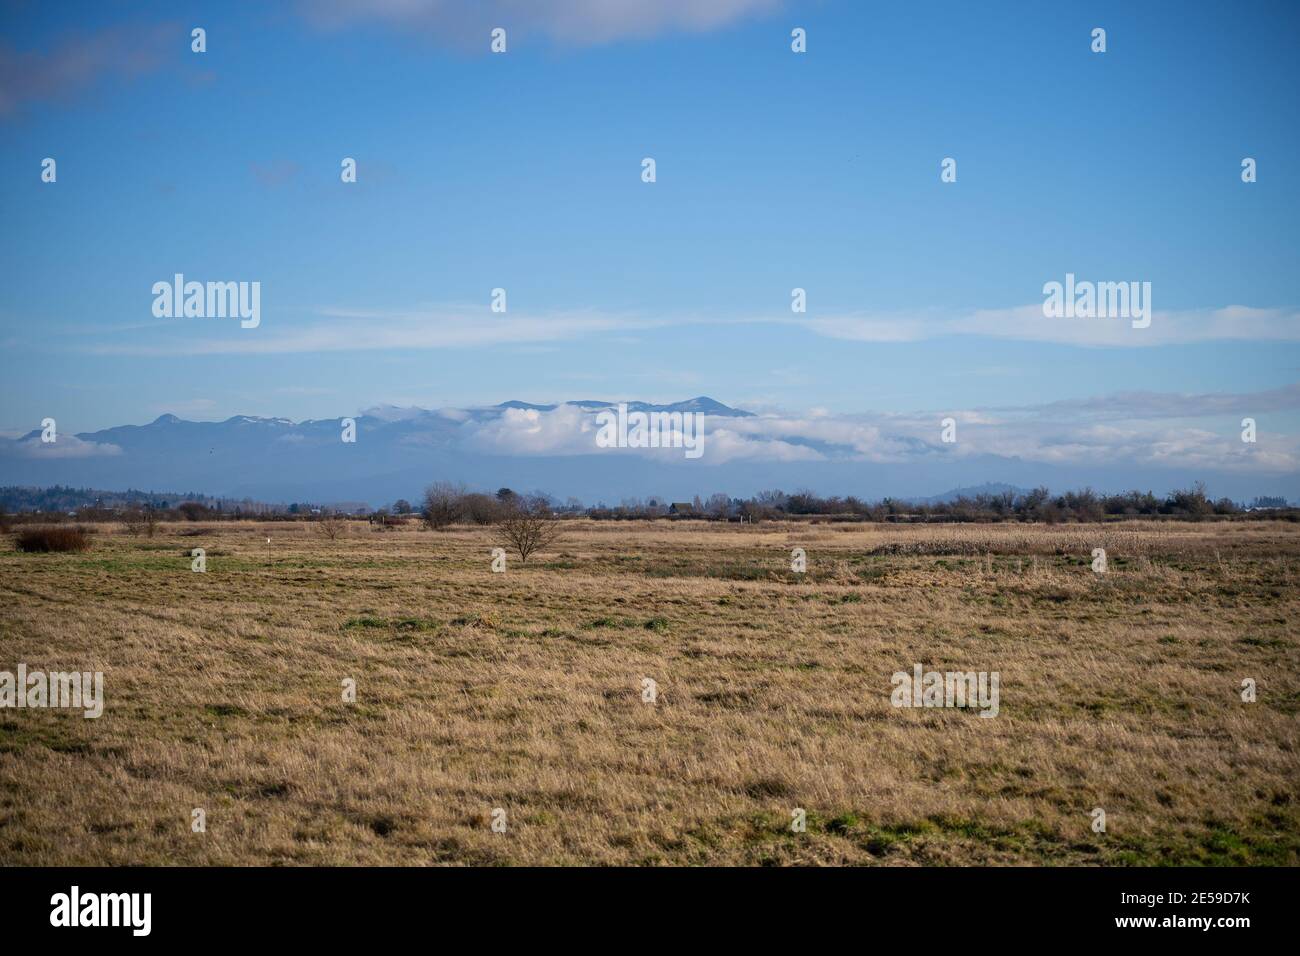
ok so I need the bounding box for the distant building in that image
[668,502,695,516]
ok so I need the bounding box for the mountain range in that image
[1,398,762,505]
[1,398,1289,506]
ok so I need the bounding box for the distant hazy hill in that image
[0,485,226,512]
[909,482,1035,504]
[0,397,768,505]
[2,401,1291,507]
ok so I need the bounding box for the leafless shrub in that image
[16,526,91,553]
[461,492,504,526]
[422,481,466,531]
[121,505,158,538]
[494,495,564,564]
[177,501,210,521]
[315,514,349,540]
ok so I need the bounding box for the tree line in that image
[583,485,1293,523]
[2,482,1293,531]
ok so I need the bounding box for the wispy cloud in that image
[997,384,1300,423]
[0,23,176,119]
[804,305,1300,348]
[86,305,684,356]
[250,160,302,188]
[297,0,784,47]
[79,300,1300,358]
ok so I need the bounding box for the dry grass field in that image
[1,518,1297,866]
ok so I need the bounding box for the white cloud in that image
[5,434,123,459]
[86,305,677,357]
[298,0,784,46]
[436,388,1300,473]
[1002,384,1300,422]
[81,300,1300,358]
[805,305,1300,348]
[463,404,595,456]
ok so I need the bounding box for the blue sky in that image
[1,0,1298,493]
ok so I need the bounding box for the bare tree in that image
[494,495,563,564]
[315,512,348,540]
[705,493,732,521]
[177,501,209,521]
[422,481,466,531]
[461,492,504,525]
[121,505,157,538]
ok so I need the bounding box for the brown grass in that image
[0,518,1296,865]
